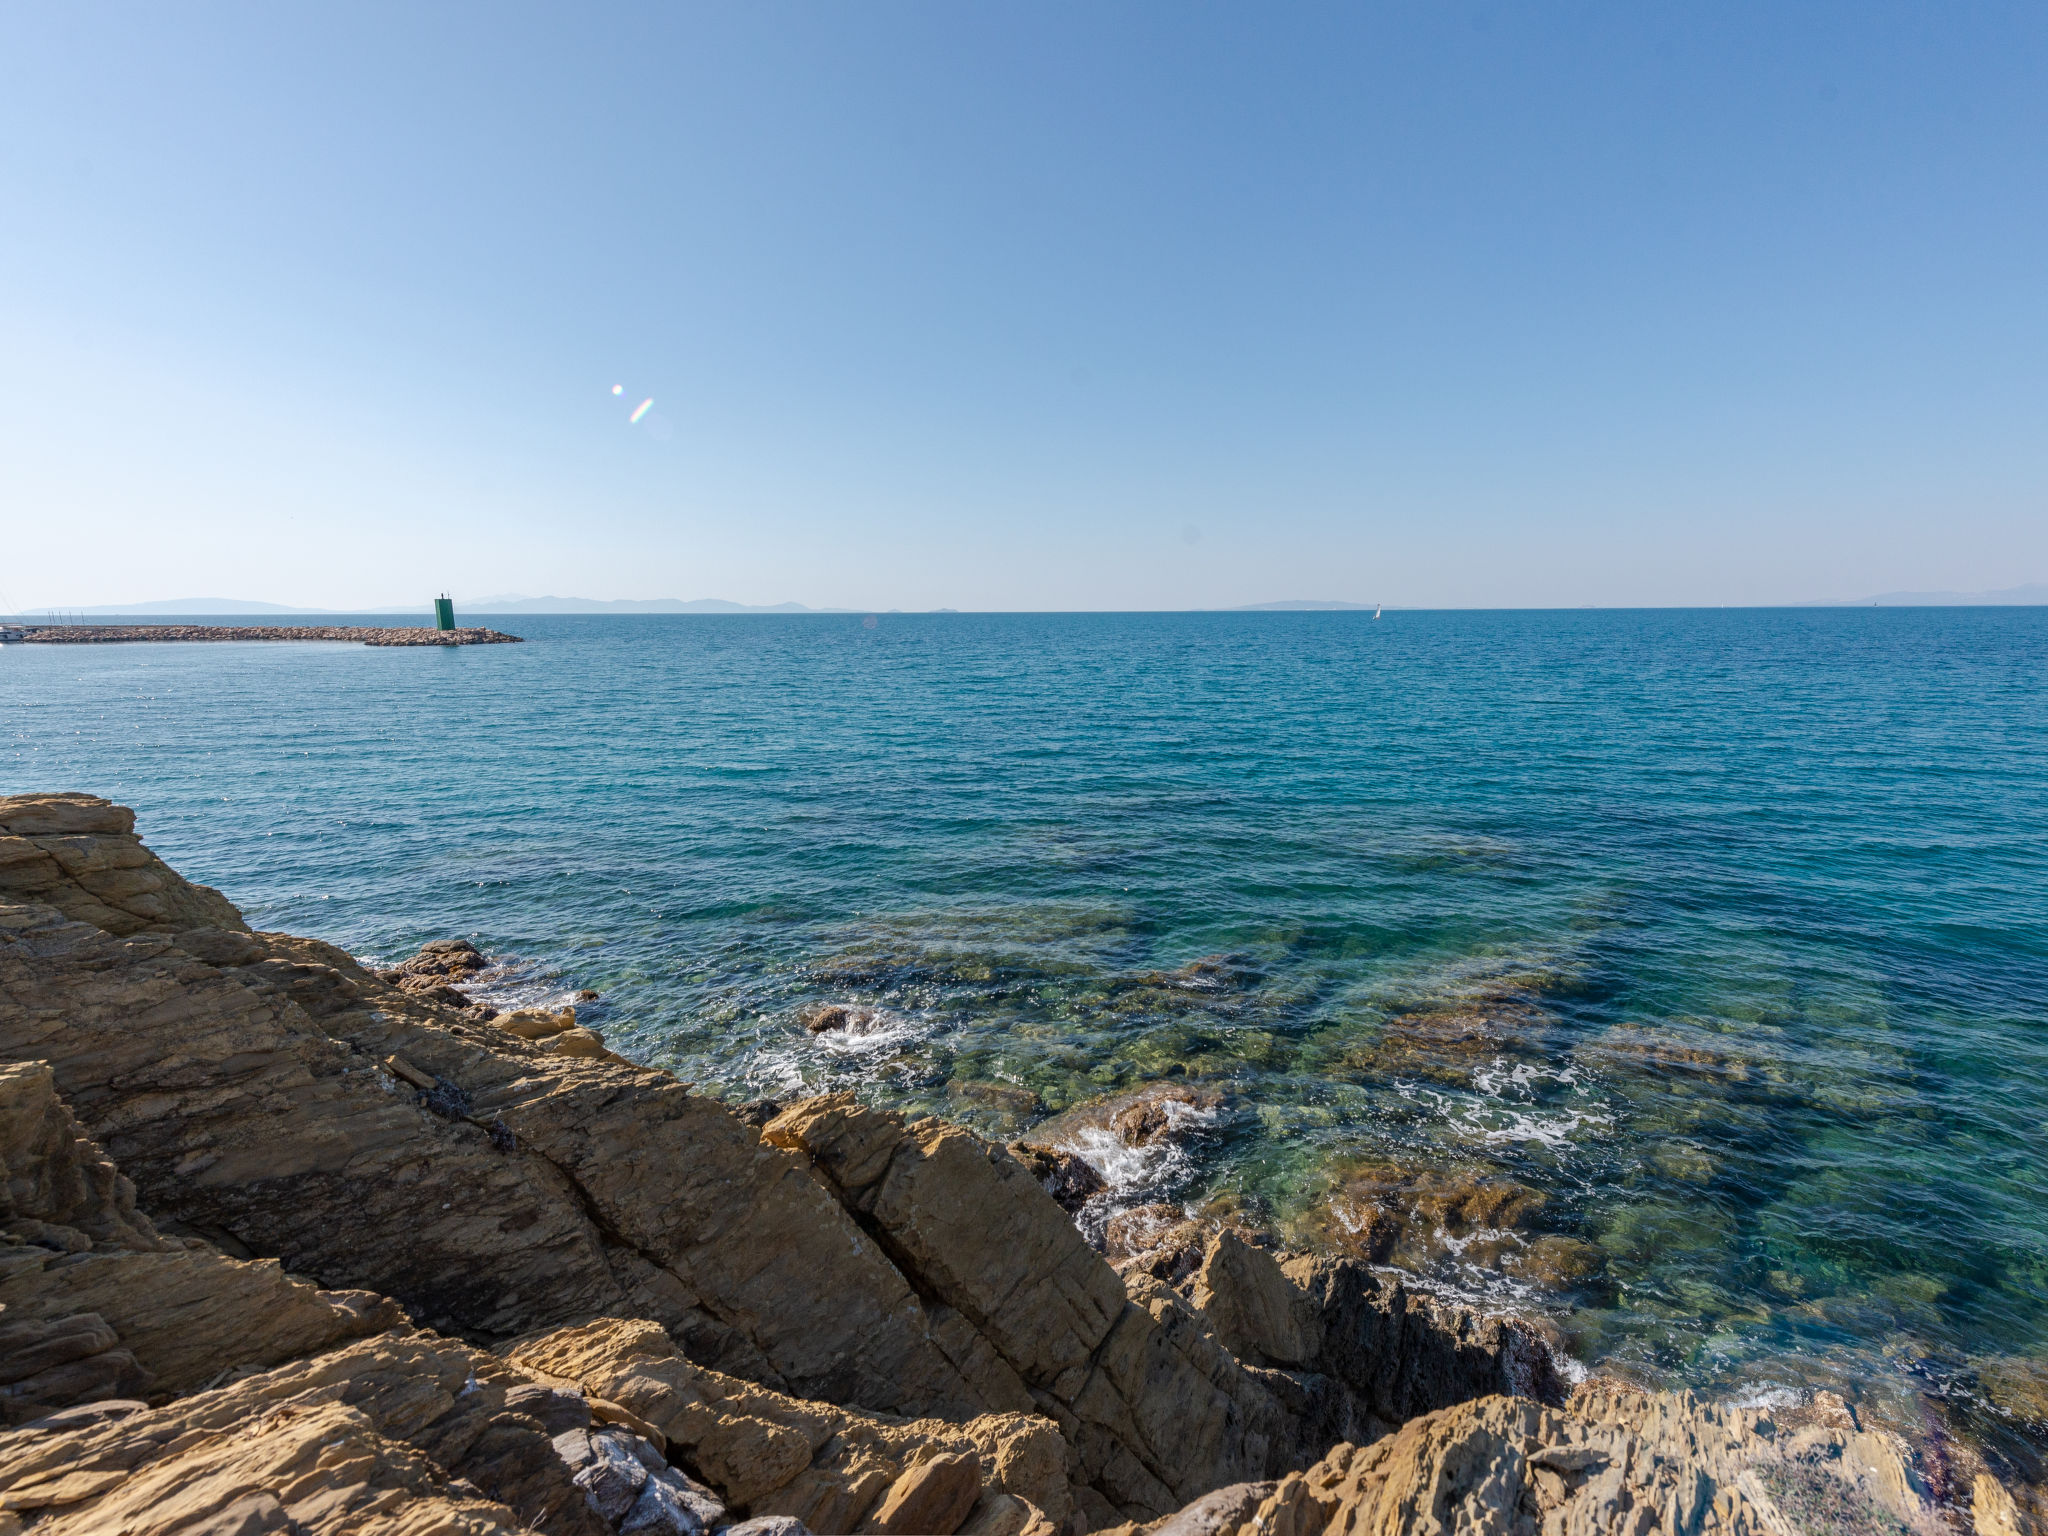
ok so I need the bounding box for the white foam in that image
[1725,1384,1803,1411]
[1462,1105,1613,1150]
[809,1007,924,1055]
[1472,1059,1584,1097]
[1057,1125,1190,1199]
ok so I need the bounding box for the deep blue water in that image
[5,609,2045,1426]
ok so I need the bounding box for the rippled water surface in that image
[5,609,2046,1432]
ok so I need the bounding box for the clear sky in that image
[4,3,2045,611]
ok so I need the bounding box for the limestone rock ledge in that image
[0,793,2015,1536]
[1098,1384,1961,1536]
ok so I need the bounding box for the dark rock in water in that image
[1009,1140,1107,1213]
[1111,1082,1223,1146]
[392,938,489,984]
[380,939,502,1020]
[1029,1079,1226,1158]
[802,1003,851,1033]
[576,988,601,1002]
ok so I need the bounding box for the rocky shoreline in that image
[0,792,2030,1536]
[2,625,523,646]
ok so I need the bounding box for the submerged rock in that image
[1034,1080,1225,1152]
[1298,1156,1606,1296]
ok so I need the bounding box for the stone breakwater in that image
[0,792,2027,1536]
[8,624,523,646]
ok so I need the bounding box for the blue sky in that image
[4,3,2045,610]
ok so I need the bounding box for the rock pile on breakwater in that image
[0,792,2021,1536]
[7,624,522,646]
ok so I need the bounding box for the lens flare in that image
[629,398,654,424]
[611,384,623,396]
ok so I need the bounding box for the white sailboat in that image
[1373,603,1382,620]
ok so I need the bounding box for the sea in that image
[5,608,2045,1449]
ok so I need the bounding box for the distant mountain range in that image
[34,588,2047,618]
[458,595,846,613]
[1811,583,2048,607]
[66,598,337,615]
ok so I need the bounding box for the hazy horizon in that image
[14,583,2048,618]
[5,5,2046,612]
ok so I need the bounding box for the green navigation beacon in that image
[434,595,456,632]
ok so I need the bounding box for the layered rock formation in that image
[0,793,2020,1536]
[1096,1383,1955,1536]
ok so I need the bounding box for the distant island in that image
[1232,600,1378,611]
[1806,582,2048,606]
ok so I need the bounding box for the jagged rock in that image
[1125,1384,1952,1536]
[1189,1231,1313,1369]
[1108,1084,1224,1147]
[1101,1204,1211,1287]
[0,1059,406,1420]
[2,1395,523,1534]
[863,1451,981,1534]
[1975,1472,2036,1536]
[504,1316,1066,1535]
[0,795,1001,1421]
[500,1007,579,1040]
[0,1333,545,1533]
[0,1300,734,1536]
[1007,1141,1107,1215]
[0,1313,152,1423]
[21,795,1945,1536]
[1,1243,404,1396]
[959,1489,1058,1536]
[763,1092,1572,1521]
[767,1096,1289,1519]
[1123,1479,1275,1536]
[0,793,249,937]
[0,1058,164,1253]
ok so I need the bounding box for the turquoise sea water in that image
[5,610,2045,1446]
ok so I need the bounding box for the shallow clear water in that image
[5,610,2045,1431]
